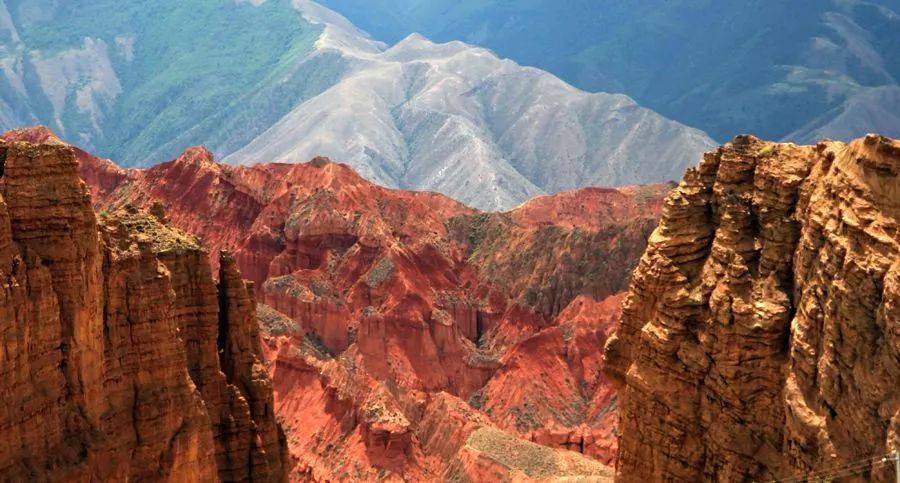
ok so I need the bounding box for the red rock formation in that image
[218,251,288,479]
[39,131,667,479]
[605,134,900,482]
[264,314,615,481]
[477,295,623,464]
[1,126,129,201]
[449,185,670,349]
[0,138,287,480]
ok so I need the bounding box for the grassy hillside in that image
[3,0,323,164]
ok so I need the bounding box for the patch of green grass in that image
[256,303,300,336]
[465,426,612,479]
[265,274,307,298]
[466,427,559,479]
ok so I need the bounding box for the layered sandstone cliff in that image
[604,134,900,481]
[0,138,287,481]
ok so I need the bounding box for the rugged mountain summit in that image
[604,134,900,481]
[0,137,287,480]
[34,130,669,479]
[224,29,713,210]
[322,0,900,144]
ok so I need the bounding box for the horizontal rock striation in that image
[604,134,900,481]
[0,139,287,481]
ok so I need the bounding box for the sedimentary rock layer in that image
[56,130,669,479]
[0,139,287,481]
[604,134,900,481]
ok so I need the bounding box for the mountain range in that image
[0,0,713,210]
[223,13,713,210]
[320,0,900,144]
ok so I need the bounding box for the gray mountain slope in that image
[319,0,900,144]
[225,29,714,210]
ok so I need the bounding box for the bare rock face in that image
[477,294,623,464]
[265,327,615,481]
[17,127,666,479]
[0,139,287,481]
[604,134,900,481]
[73,141,666,473]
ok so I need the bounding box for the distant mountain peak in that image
[293,0,385,57]
[384,32,492,63]
[221,3,715,210]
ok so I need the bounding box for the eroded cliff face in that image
[0,139,287,481]
[604,134,900,481]
[49,131,671,480]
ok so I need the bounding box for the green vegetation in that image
[467,427,558,479]
[511,404,542,432]
[364,257,395,288]
[446,212,513,263]
[320,0,900,142]
[265,274,307,298]
[256,303,301,337]
[467,388,487,410]
[10,0,323,164]
[300,332,334,360]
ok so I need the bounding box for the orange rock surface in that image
[605,134,900,481]
[0,136,287,480]
[477,294,623,464]
[25,128,669,480]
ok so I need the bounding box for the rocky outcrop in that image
[265,323,614,481]
[1,126,130,202]
[0,139,287,481]
[604,134,900,481]
[218,251,288,479]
